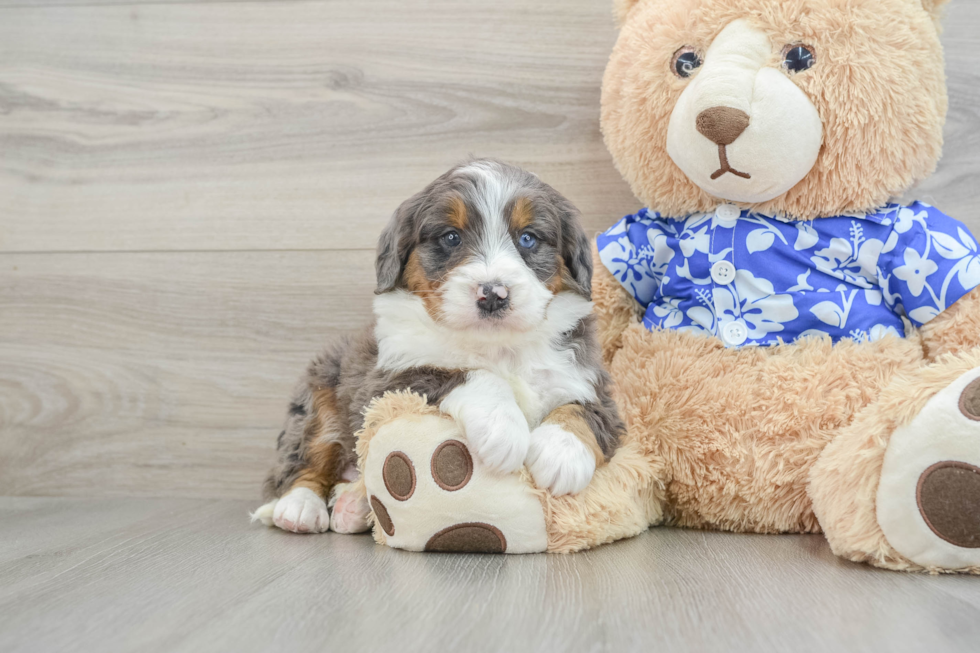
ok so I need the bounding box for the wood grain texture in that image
[0,497,979,653]
[0,250,375,497]
[1,0,980,501]
[0,0,638,253]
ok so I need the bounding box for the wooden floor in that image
[0,497,979,653]
[3,0,980,651]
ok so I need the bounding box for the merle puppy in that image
[254,159,624,534]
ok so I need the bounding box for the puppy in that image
[254,159,624,534]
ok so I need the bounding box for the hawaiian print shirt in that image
[596,202,980,348]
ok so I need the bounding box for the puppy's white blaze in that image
[455,160,519,227]
[442,161,558,332]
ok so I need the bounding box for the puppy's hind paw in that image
[271,487,331,534]
[329,483,371,534]
[526,424,596,496]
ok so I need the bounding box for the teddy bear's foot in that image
[877,368,980,569]
[361,409,548,553]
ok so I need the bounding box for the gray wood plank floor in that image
[1,497,979,653]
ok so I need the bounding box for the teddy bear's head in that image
[601,0,950,220]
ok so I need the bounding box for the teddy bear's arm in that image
[590,242,643,364]
[919,285,980,361]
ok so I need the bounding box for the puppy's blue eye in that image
[519,233,537,249]
[442,231,461,247]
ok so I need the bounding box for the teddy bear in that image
[355,0,980,572]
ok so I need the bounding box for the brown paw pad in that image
[383,451,416,501]
[916,461,980,548]
[431,440,473,491]
[424,523,506,553]
[370,495,394,536]
[959,378,980,421]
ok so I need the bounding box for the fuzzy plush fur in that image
[602,0,949,220]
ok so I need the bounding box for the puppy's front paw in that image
[329,483,371,534]
[526,424,596,496]
[464,403,530,474]
[272,487,330,534]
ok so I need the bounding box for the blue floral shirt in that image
[596,202,980,348]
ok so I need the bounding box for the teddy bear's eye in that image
[782,45,816,73]
[671,47,703,79]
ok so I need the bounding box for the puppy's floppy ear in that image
[558,199,593,301]
[375,192,423,294]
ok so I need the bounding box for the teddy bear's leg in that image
[810,348,980,572]
[355,391,554,553]
[590,243,642,365]
[536,439,666,553]
[354,390,665,553]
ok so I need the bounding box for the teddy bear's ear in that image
[612,0,642,27]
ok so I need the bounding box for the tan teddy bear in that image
[357,0,980,572]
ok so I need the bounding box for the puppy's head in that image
[376,159,592,332]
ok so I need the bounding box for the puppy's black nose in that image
[476,282,510,316]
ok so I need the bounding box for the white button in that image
[711,261,736,285]
[715,203,741,222]
[723,321,748,346]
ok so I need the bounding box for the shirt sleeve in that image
[596,209,673,309]
[876,202,980,326]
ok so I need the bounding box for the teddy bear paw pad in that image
[362,414,547,553]
[877,368,980,569]
[431,440,473,491]
[425,523,506,553]
[917,461,980,549]
[382,452,416,500]
[370,496,395,536]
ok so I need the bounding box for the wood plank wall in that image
[1,0,978,499]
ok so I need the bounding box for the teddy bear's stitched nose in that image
[696,106,750,146]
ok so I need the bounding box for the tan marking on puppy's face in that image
[403,249,446,320]
[543,404,603,465]
[547,255,569,294]
[397,192,474,322]
[509,196,535,232]
[448,195,468,231]
[506,194,578,299]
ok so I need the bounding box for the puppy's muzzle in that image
[476,282,510,317]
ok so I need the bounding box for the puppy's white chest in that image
[501,358,595,428]
[373,290,599,426]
